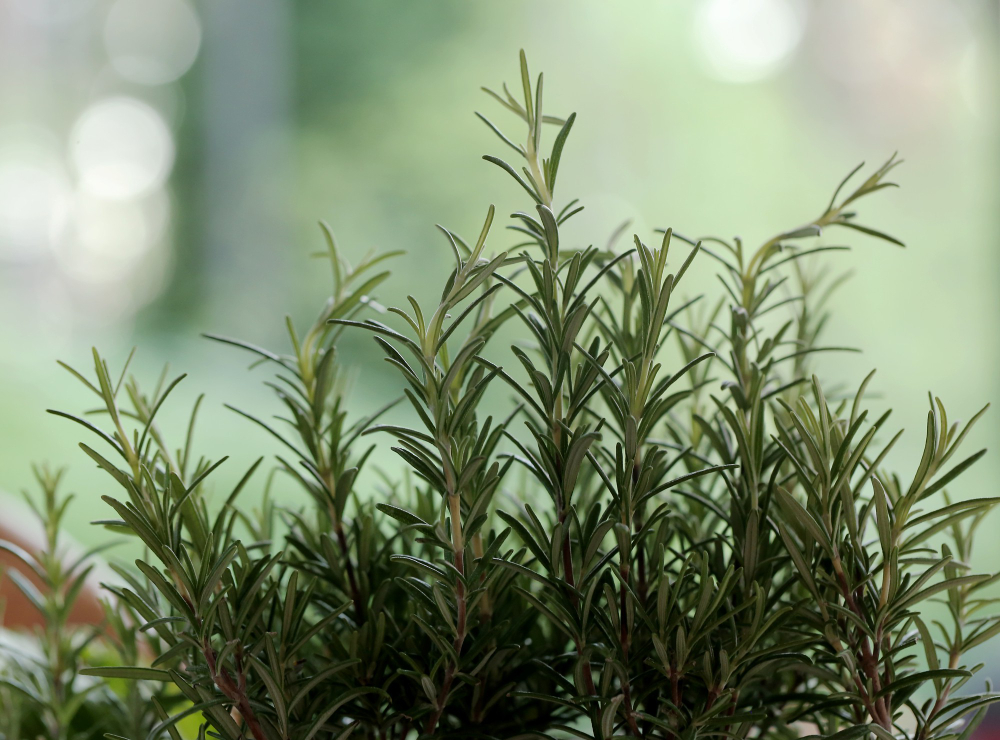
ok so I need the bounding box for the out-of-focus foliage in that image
[0,467,176,740]
[1,53,997,740]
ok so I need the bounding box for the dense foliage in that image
[2,53,999,740]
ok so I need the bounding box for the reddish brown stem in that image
[833,562,891,729]
[617,572,641,737]
[705,687,719,713]
[425,667,456,735]
[572,636,597,695]
[397,718,411,740]
[203,640,266,740]
[722,689,740,738]
[917,649,960,740]
[335,521,364,620]
[622,684,642,737]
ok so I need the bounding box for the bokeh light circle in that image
[104,0,201,85]
[694,0,806,83]
[69,97,175,201]
[0,128,70,261]
[53,192,165,284]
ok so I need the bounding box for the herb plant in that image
[2,52,998,740]
[0,467,175,740]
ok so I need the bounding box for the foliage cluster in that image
[2,53,999,740]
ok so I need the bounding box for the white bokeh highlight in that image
[0,127,71,261]
[69,97,175,201]
[694,0,807,83]
[104,0,202,85]
[53,191,168,284]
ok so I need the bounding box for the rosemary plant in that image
[2,52,998,740]
[0,467,174,740]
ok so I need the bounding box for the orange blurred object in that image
[0,518,105,630]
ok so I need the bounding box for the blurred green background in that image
[0,0,997,670]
